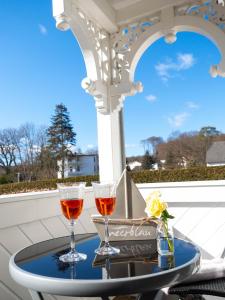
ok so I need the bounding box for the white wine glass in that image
[57,182,87,262]
[92,182,120,256]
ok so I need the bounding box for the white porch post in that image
[81,77,129,182]
[97,108,125,182]
[81,78,142,182]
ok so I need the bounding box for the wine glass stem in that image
[70,219,76,254]
[104,216,110,248]
[70,263,76,279]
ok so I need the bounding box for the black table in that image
[9,233,200,299]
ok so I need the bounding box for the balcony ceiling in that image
[76,0,193,32]
[108,0,143,10]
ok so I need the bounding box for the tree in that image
[140,139,150,153]
[142,150,155,170]
[165,149,177,169]
[47,103,76,178]
[199,126,220,137]
[0,123,59,182]
[140,136,163,170]
[157,128,225,169]
[35,147,57,179]
[158,131,207,168]
[0,129,17,174]
[34,125,57,180]
[140,136,163,155]
[167,131,181,141]
[147,136,164,155]
[11,123,49,181]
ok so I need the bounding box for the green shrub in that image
[0,175,14,185]
[131,166,225,183]
[1,166,225,195]
[0,175,99,195]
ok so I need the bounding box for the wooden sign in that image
[92,217,158,241]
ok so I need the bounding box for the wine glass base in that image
[59,251,87,263]
[95,244,120,256]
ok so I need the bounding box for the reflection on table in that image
[16,234,197,281]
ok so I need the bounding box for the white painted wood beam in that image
[116,0,188,25]
[161,7,175,29]
[110,0,142,10]
[76,0,118,33]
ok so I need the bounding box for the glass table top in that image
[14,233,199,281]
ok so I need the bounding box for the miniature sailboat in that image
[92,168,158,241]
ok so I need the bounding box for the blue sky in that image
[0,1,224,156]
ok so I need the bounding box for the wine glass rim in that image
[92,181,117,197]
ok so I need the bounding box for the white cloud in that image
[155,53,195,81]
[38,24,47,35]
[155,60,174,82]
[87,144,95,149]
[146,94,157,103]
[186,101,199,109]
[168,112,189,128]
[177,53,195,70]
[125,143,137,149]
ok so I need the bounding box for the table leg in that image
[29,289,45,300]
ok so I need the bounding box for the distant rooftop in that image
[206,141,225,163]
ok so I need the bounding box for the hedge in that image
[131,166,225,183]
[0,175,99,195]
[1,166,225,195]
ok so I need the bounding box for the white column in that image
[97,108,125,183]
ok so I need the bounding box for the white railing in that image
[0,180,225,300]
[138,180,225,259]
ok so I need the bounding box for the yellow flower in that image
[145,191,174,254]
[145,191,167,218]
[145,190,161,204]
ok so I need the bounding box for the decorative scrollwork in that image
[76,8,111,83]
[77,7,144,111]
[110,13,160,84]
[175,0,225,33]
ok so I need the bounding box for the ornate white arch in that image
[129,16,225,82]
[110,1,225,85]
[53,0,225,106]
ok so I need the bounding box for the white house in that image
[128,160,142,170]
[57,154,99,178]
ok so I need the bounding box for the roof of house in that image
[68,153,98,159]
[126,156,143,163]
[76,153,98,157]
[206,141,225,163]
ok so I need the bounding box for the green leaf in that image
[162,209,174,220]
[167,214,175,219]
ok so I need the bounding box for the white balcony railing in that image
[0,180,225,300]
